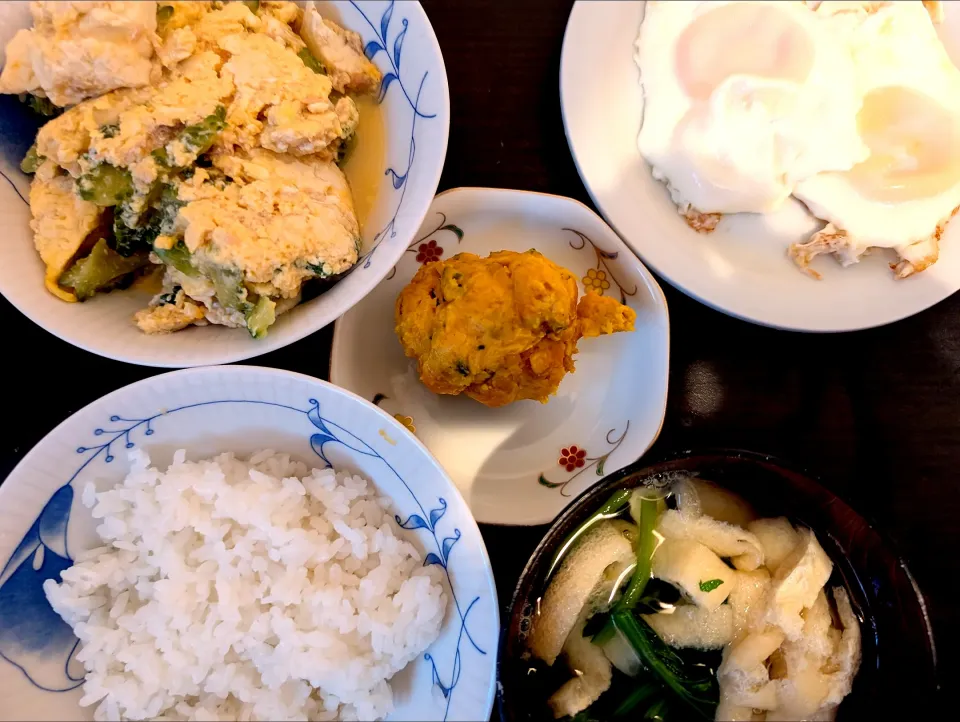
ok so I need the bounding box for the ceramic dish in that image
[0,1,449,367]
[0,366,498,722]
[560,0,960,332]
[498,450,939,720]
[330,187,669,526]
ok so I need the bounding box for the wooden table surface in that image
[1,0,953,711]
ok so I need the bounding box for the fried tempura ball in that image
[395,250,636,408]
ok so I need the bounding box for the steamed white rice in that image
[43,449,447,721]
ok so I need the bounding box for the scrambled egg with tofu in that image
[0,1,381,338]
[395,250,637,408]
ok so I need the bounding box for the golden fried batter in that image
[395,250,636,408]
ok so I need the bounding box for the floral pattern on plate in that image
[331,188,670,525]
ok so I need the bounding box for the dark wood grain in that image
[1,0,954,712]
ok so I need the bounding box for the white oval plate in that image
[0,366,497,722]
[560,0,960,332]
[0,1,449,367]
[331,188,670,526]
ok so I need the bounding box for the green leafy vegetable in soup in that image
[610,613,718,719]
[523,479,861,722]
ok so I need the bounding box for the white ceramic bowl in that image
[0,1,449,366]
[331,188,670,526]
[561,0,960,332]
[0,366,498,721]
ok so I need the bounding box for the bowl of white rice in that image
[0,366,498,722]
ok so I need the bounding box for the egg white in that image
[792,1,960,277]
[636,0,868,217]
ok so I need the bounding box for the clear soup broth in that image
[515,475,864,722]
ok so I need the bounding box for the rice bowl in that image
[0,366,498,722]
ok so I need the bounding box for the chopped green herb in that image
[306,262,330,277]
[100,123,120,139]
[77,164,134,206]
[298,47,326,74]
[20,144,43,174]
[455,360,470,376]
[158,287,181,305]
[698,579,724,593]
[241,0,260,13]
[22,93,62,117]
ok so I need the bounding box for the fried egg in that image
[791,1,960,278]
[636,1,868,218]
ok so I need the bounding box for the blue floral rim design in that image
[0,397,484,721]
[352,0,439,272]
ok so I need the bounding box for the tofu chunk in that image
[748,517,802,574]
[651,538,736,611]
[301,8,383,95]
[218,32,351,156]
[642,604,734,650]
[177,152,359,298]
[764,528,834,640]
[0,2,158,106]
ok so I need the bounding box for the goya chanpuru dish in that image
[525,477,861,721]
[0,1,381,338]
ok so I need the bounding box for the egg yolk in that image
[851,85,960,202]
[675,2,815,100]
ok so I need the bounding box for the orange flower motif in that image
[558,445,587,472]
[582,268,611,295]
[394,414,416,434]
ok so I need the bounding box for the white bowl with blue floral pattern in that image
[0,366,497,721]
[0,1,449,367]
